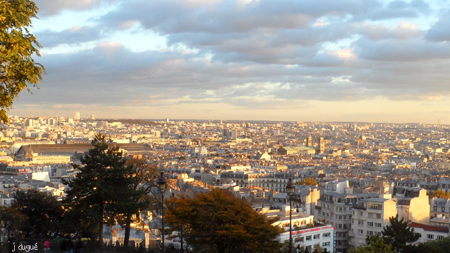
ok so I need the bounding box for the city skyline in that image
[10,0,450,124]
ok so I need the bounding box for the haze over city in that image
[9,0,450,123]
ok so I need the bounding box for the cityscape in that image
[1,114,450,252]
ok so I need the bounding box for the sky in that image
[9,0,450,124]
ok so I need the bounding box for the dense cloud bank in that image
[27,0,450,112]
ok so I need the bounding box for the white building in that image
[350,198,397,248]
[278,225,335,253]
[408,222,450,245]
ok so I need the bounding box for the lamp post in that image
[286,178,295,253]
[157,172,168,253]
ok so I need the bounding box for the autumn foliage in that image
[296,177,318,186]
[165,188,282,253]
[429,189,450,199]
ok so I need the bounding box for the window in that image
[339,215,342,220]
[434,206,437,211]
[323,233,331,238]
[295,237,304,242]
[437,235,444,240]
[367,231,373,236]
[314,234,320,239]
[306,236,312,241]
[427,234,434,239]
[368,213,374,218]
[368,222,374,227]
[322,242,330,247]
[301,220,306,225]
[375,223,382,228]
[377,232,382,236]
[358,221,364,226]
[358,229,364,235]
[376,214,382,219]
[442,206,445,212]
[338,224,342,229]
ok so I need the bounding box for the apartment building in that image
[350,198,397,247]
[314,192,377,253]
[278,225,335,253]
[394,187,430,224]
[430,198,450,218]
[408,222,450,245]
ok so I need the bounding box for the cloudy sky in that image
[10,0,450,123]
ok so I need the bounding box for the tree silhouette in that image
[13,189,63,237]
[64,133,141,246]
[382,215,419,252]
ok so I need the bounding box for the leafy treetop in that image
[165,188,282,253]
[296,177,318,186]
[429,189,450,199]
[0,0,44,123]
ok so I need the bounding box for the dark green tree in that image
[117,157,158,246]
[382,215,420,252]
[63,133,140,246]
[165,188,282,253]
[415,235,450,253]
[0,205,26,234]
[12,189,63,237]
[0,0,44,123]
[349,235,397,253]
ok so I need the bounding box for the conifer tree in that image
[64,133,140,246]
[382,214,419,252]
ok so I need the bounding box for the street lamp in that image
[157,172,168,253]
[286,178,295,253]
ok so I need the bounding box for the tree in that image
[118,157,158,246]
[382,215,420,252]
[0,0,44,123]
[63,133,140,246]
[415,235,450,253]
[296,177,318,186]
[429,189,450,199]
[0,205,26,234]
[12,189,63,237]
[165,188,282,253]
[349,235,397,253]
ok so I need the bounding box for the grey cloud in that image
[99,0,378,34]
[425,10,450,42]
[355,37,450,61]
[36,26,103,47]
[354,23,423,41]
[35,0,119,16]
[362,0,429,21]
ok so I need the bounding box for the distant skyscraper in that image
[48,118,55,126]
[231,129,238,139]
[223,129,230,140]
[318,137,325,153]
[307,135,312,147]
[25,119,33,127]
[91,114,95,120]
[74,112,80,120]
